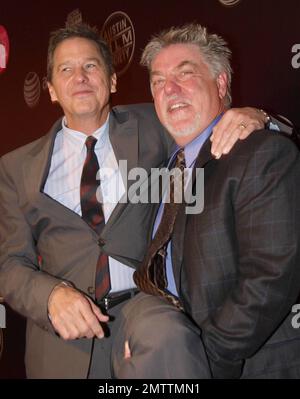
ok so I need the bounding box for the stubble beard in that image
[164,112,202,139]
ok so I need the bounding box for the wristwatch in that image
[260,109,271,128]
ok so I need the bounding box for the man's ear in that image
[47,82,58,103]
[216,72,228,100]
[110,73,117,93]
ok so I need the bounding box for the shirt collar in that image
[170,114,223,168]
[61,114,110,153]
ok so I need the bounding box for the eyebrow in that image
[84,57,102,64]
[150,70,164,79]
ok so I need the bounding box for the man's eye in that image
[178,70,193,80]
[61,67,71,73]
[152,78,165,88]
[86,63,96,70]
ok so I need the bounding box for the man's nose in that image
[164,77,181,95]
[74,67,88,83]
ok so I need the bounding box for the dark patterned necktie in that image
[80,136,110,300]
[133,148,186,309]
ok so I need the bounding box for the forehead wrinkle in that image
[151,59,199,76]
[56,56,102,66]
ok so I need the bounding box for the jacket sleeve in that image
[0,157,61,333]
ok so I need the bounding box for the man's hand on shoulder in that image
[211,107,268,158]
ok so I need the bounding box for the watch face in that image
[0,25,10,74]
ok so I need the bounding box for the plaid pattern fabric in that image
[134,148,185,309]
[80,136,110,300]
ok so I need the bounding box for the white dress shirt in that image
[44,115,136,293]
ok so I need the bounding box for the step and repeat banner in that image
[0,0,299,378]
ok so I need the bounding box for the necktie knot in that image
[174,148,185,170]
[85,136,97,152]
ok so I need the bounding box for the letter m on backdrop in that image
[122,30,132,45]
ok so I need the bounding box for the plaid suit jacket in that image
[172,130,300,378]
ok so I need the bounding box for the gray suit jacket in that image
[0,103,172,378]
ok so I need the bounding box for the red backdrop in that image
[0,0,299,378]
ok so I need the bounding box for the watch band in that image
[260,109,271,127]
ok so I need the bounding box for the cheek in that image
[194,88,212,110]
[53,81,67,96]
[98,74,111,88]
[154,101,162,120]
[154,97,167,122]
[154,92,166,109]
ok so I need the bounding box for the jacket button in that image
[98,238,105,247]
[87,286,95,295]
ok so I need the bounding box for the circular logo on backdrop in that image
[24,72,41,108]
[101,11,135,77]
[218,0,241,6]
[0,25,10,74]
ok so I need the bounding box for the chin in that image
[165,114,202,138]
[166,123,198,139]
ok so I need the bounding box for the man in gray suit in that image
[0,24,279,379]
[112,24,300,379]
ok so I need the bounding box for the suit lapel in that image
[109,108,138,187]
[22,110,140,239]
[24,108,139,201]
[172,137,215,292]
[22,119,62,201]
[192,136,215,179]
[22,118,102,235]
[103,108,139,233]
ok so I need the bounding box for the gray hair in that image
[141,23,232,107]
[47,23,114,82]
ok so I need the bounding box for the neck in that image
[174,133,199,147]
[65,110,110,135]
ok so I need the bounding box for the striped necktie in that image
[133,148,186,309]
[80,136,111,300]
